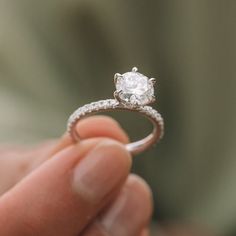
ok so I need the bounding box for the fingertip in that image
[73,138,132,204]
[125,174,153,221]
[76,115,130,144]
[51,116,130,157]
[127,174,153,202]
[140,228,150,236]
[98,174,153,236]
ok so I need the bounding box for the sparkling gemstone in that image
[115,71,154,105]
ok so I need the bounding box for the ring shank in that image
[126,118,160,155]
[67,99,164,155]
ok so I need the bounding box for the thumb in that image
[0,138,131,236]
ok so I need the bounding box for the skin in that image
[0,116,153,236]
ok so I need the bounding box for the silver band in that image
[67,99,164,155]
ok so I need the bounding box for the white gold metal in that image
[149,78,156,85]
[114,73,122,84]
[67,67,164,155]
[113,90,123,103]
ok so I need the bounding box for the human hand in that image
[0,116,152,236]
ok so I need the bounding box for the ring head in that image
[114,67,155,107]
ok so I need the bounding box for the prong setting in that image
[114,73,122,84]
[149,95,156,104]
[132,67,138,72]
[149,78,156,86]
[113,90,123,103]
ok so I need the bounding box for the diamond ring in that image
[67,67,164,155]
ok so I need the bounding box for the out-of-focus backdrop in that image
[0,0,235,235]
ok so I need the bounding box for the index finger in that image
[51,115,129,155]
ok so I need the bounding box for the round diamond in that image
[115,71,154,105]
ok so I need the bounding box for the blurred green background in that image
[0,0,235,235]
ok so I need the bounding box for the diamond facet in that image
[115,70,154,106]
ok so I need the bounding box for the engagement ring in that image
[67,67,164,155]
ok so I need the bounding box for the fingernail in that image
[73,140,131,203]
[99,176,153,236]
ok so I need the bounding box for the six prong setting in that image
[113,67,156,107]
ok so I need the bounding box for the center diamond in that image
[114,68,155,106]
